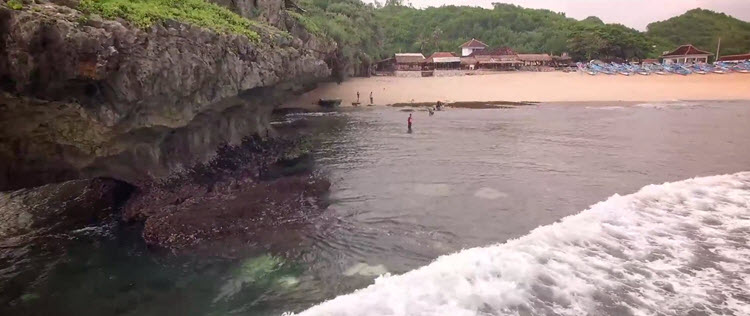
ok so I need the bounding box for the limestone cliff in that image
[0,0,335,190]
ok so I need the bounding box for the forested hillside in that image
[373,2,652,61]
[647,9,750,57]
[291,1,749,64]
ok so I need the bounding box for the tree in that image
[646,8,750,58]
[415,33,429,53]
[431,27,443,52]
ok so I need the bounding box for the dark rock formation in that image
[0,0,337,252]
[0,1,335,190]
[121,135,330,251]
[0,178,133,241]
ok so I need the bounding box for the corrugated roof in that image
[661,44,713,57]
[474,55,522,64]
[429,52,456,58]
[426,52,459,63]
[718,53,750,62]
[394,53,426,64]
[431,57,461,63]
[459,38,489,48]
[469,47,517,57]
[518,54,553,62]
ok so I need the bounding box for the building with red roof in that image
[661,44,712,64]
[460,38,488,57]
[717,52,750,63]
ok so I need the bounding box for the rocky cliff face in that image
[0,0,335,190]
[207,0,285,27]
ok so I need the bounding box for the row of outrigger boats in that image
[577,60,750,76]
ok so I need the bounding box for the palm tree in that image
[431,27,443,52]
[415,33,429,53]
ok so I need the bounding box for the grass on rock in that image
[7,0,24,10]
[79,0,260,41]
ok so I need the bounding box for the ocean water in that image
[2,101,750,315]
[297,172,750,316]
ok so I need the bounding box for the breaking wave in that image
[295,172,750,316]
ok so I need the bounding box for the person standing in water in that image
[370,91,374,105]
[356,91,360,103]
[407,113,413,132]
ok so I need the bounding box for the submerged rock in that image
[0,178,133,240]
[122,135,330,251]
[0,177,133,306]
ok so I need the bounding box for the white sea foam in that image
[295,172,750,316]
[474,187,508,200]
[634,101,699,109]
[343,263,390,277]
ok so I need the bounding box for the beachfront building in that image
[460,38,488,57]
[462,47,522,70]
[717,52,750,63]
[552,53,573,68]
[518,54,553,66]
[661,44,712,64]
[424,52,461,69]
[394,53,426,70]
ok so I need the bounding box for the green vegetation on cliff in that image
[290,0,385,79]
[79,0,260,41]
[647,8,750,57]
[6,0,23,10]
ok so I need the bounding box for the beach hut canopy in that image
[394,53,426,64]
[518,54,553,62]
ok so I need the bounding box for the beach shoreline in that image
[284,72,750,108]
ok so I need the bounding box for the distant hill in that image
[294,2,749,63]
[581,16,604,25]
[647,9,750,58]
[374,3,651,61]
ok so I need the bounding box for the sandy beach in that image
[287,72,750,107]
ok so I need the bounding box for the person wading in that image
[407,113,413,132]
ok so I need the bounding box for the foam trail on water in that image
[295,172,750,316]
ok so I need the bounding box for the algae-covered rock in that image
[214,254,300,302]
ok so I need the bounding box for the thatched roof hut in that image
[394,53,426,64]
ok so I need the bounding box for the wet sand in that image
[287,72,750,107]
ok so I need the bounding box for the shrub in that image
[78,0,261,41]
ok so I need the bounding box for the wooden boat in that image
[318,99,342,108]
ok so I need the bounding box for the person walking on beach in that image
[407,113,413,132]
[370,91,374,105]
